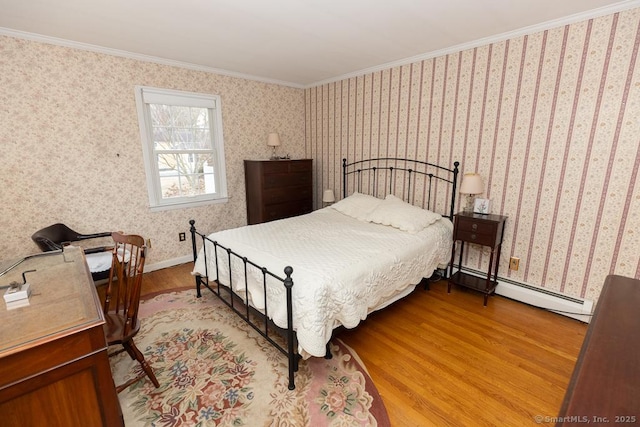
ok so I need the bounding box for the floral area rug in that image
[110,287,391,426]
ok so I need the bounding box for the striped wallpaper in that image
[304,8,640,302]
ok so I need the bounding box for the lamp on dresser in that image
[267,132,281,160]
[459,173,484,213]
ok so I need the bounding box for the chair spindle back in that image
[103,232,146,333]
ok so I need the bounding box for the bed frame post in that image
[283,266,297,390]
[189,219,202,298]
[342,158,347,198]
[450,161,460,220]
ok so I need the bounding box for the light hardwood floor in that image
[140,263,587,426]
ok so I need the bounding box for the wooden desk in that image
[557,275,639,425]
[0,247,123,426]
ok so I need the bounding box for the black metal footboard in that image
[188,219,300,390]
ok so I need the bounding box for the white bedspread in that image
[192,208,452,357]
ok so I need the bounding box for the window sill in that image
[149,197,229,213]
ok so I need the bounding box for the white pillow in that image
[330,192,383,221]
[365,194,442,233]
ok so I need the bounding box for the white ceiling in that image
[0,0,638,88]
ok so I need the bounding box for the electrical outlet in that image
[146,238,152,249]
[509,257,520,271]
[179,232,186,242]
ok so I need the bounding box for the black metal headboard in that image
[342,157,460,220]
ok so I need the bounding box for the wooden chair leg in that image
[123,343,137,360]
[122,340,160,389]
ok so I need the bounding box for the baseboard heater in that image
[456,266,593,323]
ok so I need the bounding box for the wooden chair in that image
[103,232,160,393]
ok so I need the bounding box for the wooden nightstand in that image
[448,212,507,306]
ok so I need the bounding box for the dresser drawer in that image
[288,160,312,173]
[263,172,312,189]
[264,200,313,221]
[263,185,312,204]
[261,159,312,174]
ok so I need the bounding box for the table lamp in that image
[322,189,335,206]
[459,173,484,213]
[267,133,281,160]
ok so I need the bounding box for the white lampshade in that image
[267,133,281,147]
[460,173,484,195]
[322,189,336,203]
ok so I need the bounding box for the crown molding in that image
[306,1,640,88]
[0,27,305,89]
[1,1,638,90]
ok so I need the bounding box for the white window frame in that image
[134,86,228,212]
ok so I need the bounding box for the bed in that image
[190,157,459,389]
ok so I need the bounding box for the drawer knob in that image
[471,223,478,231]
[471,234,477,240]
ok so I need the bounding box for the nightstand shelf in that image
[448,212,507,306]
[449,271,498,294]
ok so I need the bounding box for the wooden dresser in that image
[0,247,123,426]
[244,159,313,225]
[557,274,639,425]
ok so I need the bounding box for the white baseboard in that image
[144,254,193,273]
[458,267,593,323]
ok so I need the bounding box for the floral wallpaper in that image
[305,8,640,302]
[0,35,305,266]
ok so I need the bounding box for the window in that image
[134,86,228,211]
